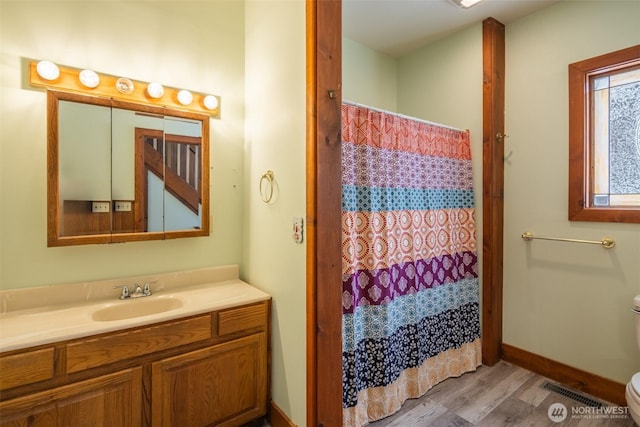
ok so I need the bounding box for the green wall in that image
[244,0,307,424]
[0,1,245,289]
[1,1,308,424]
[503,0,640,384]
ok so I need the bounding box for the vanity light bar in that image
[29,60,221,118]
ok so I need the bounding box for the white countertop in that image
[0,266,270,353]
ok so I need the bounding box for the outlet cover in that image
[115,201,132,212]
[92,201,110,213]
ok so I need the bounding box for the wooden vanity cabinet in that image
[152,333,267,426]
[0,368,142,427]
[0,300,270,427]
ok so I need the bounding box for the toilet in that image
[626,294,640,426]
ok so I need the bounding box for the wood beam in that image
[482,17,506,366]
[306,1,343,426]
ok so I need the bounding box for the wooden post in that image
[482,17,506,366]
[306,1,343,426]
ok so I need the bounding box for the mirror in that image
[48,90,210,246]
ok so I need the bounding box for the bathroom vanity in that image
[0,266,270,427]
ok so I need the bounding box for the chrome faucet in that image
[131,284,145,298]
[113,281,154,300]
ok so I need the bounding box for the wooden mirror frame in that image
[47,90,210,247]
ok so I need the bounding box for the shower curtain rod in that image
[343,100,466,132]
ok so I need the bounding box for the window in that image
[568,45,640,223]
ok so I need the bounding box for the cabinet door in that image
[152,333,267,427]
[0,367,141,427]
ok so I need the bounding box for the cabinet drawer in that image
[218,303,267,336]
[66,315,211,373]
[0,347,55,391]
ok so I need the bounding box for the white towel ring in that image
[259,170,274,203]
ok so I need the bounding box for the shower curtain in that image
[341,103,482,427]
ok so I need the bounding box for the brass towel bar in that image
[521,231,615,249]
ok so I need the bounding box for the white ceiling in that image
[343,0,562,57]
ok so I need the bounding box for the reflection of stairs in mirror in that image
[144,134,201,214]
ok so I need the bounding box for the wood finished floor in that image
[365,361,636,427]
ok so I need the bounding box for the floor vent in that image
[542,382,604,408]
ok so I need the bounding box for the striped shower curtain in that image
[341,103,482,426]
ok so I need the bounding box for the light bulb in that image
[177,90,193,106]
[115,77,134,94]
[79,69,100,88]
[203,95,219,110]
[147,82,164,99]
[36,61,60,80]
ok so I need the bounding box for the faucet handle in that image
[142,281,156,296]
[113,284,130,300]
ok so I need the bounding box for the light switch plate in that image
[293,216,304,243]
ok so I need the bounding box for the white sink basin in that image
[92,297,183,322]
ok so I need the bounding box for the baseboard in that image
[269,401,297,427]
[501,343,627,406]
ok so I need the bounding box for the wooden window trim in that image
[568,44,640,223]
